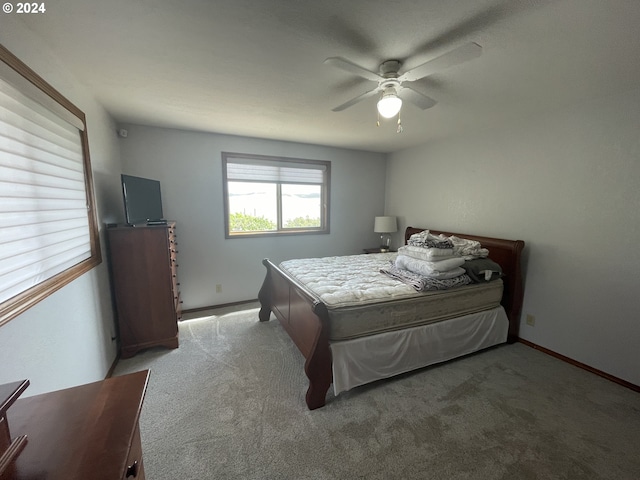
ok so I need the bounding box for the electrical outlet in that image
[215,284,222,293]
[526,314,535,326]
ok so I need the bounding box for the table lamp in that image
[374,216,397,252]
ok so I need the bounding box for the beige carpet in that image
[114,304,640,479]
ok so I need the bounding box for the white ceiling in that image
[17,0,640,153]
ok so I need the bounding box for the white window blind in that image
[226,158,326,184]
[0,46,99,325]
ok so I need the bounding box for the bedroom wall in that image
[117,124,387,309]
[385,87,640,386]
[0,20,124,395]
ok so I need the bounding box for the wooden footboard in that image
[259,227,525,409]
[258,259,332,410]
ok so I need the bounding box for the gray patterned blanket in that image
[380,262,472,292]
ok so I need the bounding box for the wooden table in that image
[0,380,29,475]
[1,370,149,480]
[363,248,396,253]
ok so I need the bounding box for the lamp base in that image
[380,233,392,251]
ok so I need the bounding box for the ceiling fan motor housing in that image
[380,82,400,96]
[379,60,401,77]
[379,61,402,96]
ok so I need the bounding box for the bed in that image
[258,227,525,409]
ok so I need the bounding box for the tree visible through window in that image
[222,153,330,237]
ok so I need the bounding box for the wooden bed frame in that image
[258,227,525,409]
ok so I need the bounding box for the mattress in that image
[279,253,503,341]
[280,252,419,307]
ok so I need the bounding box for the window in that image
[222,152,330,238]
[0,45,101,327]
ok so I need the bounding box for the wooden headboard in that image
[405,227,525,341]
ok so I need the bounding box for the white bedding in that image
[280,252,418,308]
[397,244,455,261]
[394,254,466,278]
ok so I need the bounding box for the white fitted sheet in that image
[330,306,509,395]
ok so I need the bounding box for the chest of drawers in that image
[107,223,181,358]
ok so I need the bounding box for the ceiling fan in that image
[324,42,482,123]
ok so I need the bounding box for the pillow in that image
[462,258,503,283]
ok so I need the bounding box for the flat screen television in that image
[121,174,165,225]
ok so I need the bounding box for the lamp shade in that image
[374,216,397,233]
[377,94,402,118]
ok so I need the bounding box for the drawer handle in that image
[126,460,139,477]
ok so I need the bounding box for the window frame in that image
[222,152,331,238]
[0,44,101,327]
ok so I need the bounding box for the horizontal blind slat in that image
[0,210,88,228]
[0,169,84,198]
[0,180,85,200]
[0,61,84,131]
[0,123,83,170]
[0,92,81,146]
[0,197,87,212]
[0,232,91,274]
[0,163,84,191]
[0,222,89,252]
[0,249,92,304]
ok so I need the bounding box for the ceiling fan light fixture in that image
[377,91,402,118]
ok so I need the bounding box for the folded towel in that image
[398,245,454,261]
[395,255,466,279]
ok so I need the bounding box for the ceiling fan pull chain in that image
[396,112,403,134]
[376,108,380,127]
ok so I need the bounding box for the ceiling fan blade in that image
[332,87,380,112]
[398,42,482,82]
[324,57,382,82]
[399,87,437,110]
